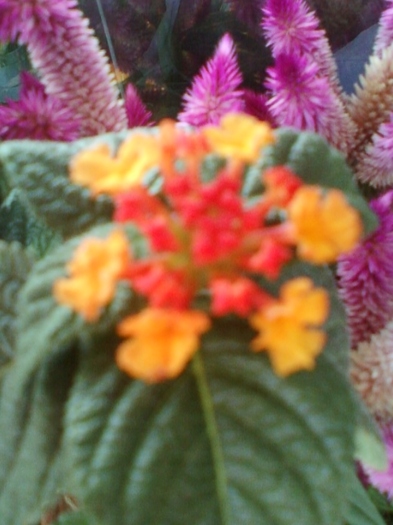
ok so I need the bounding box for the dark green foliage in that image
[0,240,366,524]
[0,140,113,238]
[0,241,34,368]
[0,44,29,103]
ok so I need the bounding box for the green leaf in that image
[0,346,77,524]
[0,188,59,256]
[244,128,378,236]
[0,135,130,238]
[0,241,35,368]
[53,510,101,525]
[61,264,357,525]
[345,473,385,525]
[0,189,28,244]
[354,397,386,470]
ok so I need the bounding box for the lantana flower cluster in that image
[54,113,362,383]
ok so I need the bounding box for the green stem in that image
[192,352,231,525]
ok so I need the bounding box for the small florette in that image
[53,230,129,322]
[116,308,211,382]
[288,186,362,263]
[69,134,159,196]
[203,113,275,163]
[249,277,329,376]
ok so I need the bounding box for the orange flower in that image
[70,133,159,196]
[249,277,329,377]
[202,113,275,163]
[53,230,130,322]
[116,308,211,382]
[288,186,363,263]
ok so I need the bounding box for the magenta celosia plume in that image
[124,84,153,128]
[265,53,354,152]
[243,90,276,125]
[337,190,393,348]
[262,0,338,87]
[177,33,244,126]
[0,0,127,137]
[356,115,393,187]
[0,71,80,141]
[374,0,393,56]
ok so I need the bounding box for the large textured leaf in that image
[0,133,129,238]
[0,225,146,524]
[0,188,60,256]
[244,128,378,236]
[0,346,77,524]
[0,241,34,368]
[60,263,358,525]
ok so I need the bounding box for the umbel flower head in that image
[54,114,364,383]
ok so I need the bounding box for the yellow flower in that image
[202,113,275,163]
[116,308,211,382]
[288,186,362,263]
[249,277,329,377]
[53,230,130,322]
[70,133,159,196]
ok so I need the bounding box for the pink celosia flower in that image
[0,0,127,137]
[337,190,393,348]
[363,422,393,500]
[351,322,393,421]
[0,0,75,42]
[265,53,354,152]
[124,84,153,128]
[374,0,393,56]
[243,89,276,126]
[356,115,393,187]
[262,0,338,88]
[0,71,80,141]
[177,33,244,126]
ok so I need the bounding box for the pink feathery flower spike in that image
[363,422,393,500]
[265,53,354,153]
[177,33,244,126]
[243,89,276,126]
[0,0,127,137]
[124,84,153,128]
[351,321,393,421]
[374,0,393,56]
[0,71,80,141]
[337,190,393,348]
[262,0,339,90]
[356,114,393,187]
